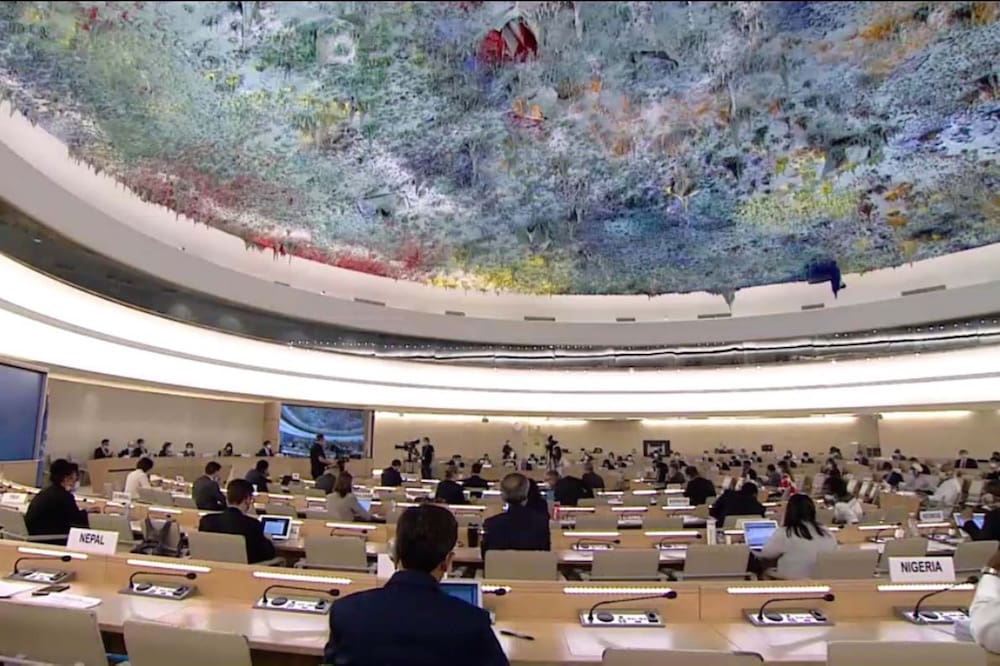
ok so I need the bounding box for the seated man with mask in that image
[25,459,97,544]
[481,472,551,556]
[198,479,278,565]
[324,504,508,666]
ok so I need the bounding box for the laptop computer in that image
[260,515,292,541]
[742,520,778,551]
[357,498,372,513]
[440,580,483,608]
[954,512,986,531]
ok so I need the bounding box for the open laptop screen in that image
[260,515,292,540]
[440,580,483,608]
[742,520,778,550]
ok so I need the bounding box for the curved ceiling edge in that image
[1,255,1000,415]
[3,105,1000,346]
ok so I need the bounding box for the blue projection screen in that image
[278,404,370,459]
[0,361,47,462]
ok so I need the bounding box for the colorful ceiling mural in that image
[0,2,998,297]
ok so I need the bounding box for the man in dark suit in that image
[683,466,717,506]
[325,504,507,666]
[581,463,605,492]
[545,471,593,507]
[192,462,226,511]
[198,479,277,564]
[245,459,270,494]
[256,440,276,457]
[462,462,490,498]
[962,481,1000,541]
[481,473,550,557]
[956,450,980,470]
[25,459,94,544]
[93,439,112,459]
[380,459,404,487]
[420,437,435,480]
[434,468,467,505]
[709,482,766,524]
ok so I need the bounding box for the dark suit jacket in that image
[434,479,467,505]
[198,507,276,564]
[256,447,275,457]
[552,476,593,506]
[708,490,765,522]
[581,471,605,490]
[481,504,551,557]
[526,479,548,516]
[956,458,980,469]
[93,447,111,459]
[380,467,403,487]
[192,475,226,511]
[684,476,717,506]
[24,484,89,543]
[462,475,489,498]
[965,509,1000,542]
[324,570,508,666]
[245,469,270,494]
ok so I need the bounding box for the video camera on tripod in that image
[394,439,420,462]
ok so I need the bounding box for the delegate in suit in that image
[198,479,277,564]
[481,472,551,557]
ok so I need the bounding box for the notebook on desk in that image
[742,520,778,552]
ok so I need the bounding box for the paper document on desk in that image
[0,581,41,598]
[20,593,102,609]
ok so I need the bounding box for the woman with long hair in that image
[325,472,372,522]
[758,494,837,579]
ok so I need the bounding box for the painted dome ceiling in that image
[1,2,998,297]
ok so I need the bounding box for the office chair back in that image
[602,648,763,665]
[591,549,661,581]
[877,537,928,572]
[682,544,751,580]
[305,507,333,521]
[953,540,999,574]
[883,506,911,525]
[574,514,619,531]
[263,503,298,517]
[0,507,29,538]
[0,602,107,666]
[484,550,558,580]
[124,620,252,666]
[137,487,174,506]
[722,514,765,530]
[88,513,136,549]
[814,550,878,579]
[187,530,248,564]
[172,496,197,509]
[306,487,327,498]
[303,535,369,571]
[815,508,835,525]
[966,479,985,505]
[826,640,985,666]
[642,515,685,530]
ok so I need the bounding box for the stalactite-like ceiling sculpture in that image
[1,2,998,296]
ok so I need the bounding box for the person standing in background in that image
[420,437,435,480]
[93,438,112,459]
[310,434,332,480]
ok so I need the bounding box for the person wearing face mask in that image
[93,438,113,459]
[956,449,980,470]
[198,479,278,564]
[906,461,937,494]
[193,461,227,511]
[25,459,98,545]
[182,442,197,457]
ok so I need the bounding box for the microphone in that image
[261,584,341,604]
[484,588,508,596]
[573,538,621,550]
[912,576,978,622]
[757,593,835,622]
[129,570,197,589]
[658,534,702,549]
[587,591,677,622]
[13,555,72,574]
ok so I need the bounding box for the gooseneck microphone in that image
[657,534,702,549]
[587,590,677,622]
[757,593,835,621]
[484,587,508,597]
[13,555,72,574]
[573,538,621,550]
[261,585,341,604]
[912,576,978,622]
[128,570,197,589]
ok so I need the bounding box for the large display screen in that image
[278,404,369,459]
[0,361,46,462]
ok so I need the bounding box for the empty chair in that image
[953,540,1000,574]
[723,514,764,530]
[603,648,762,665]
[172,495,197,509]
[967,479,985,506]
[877,537,928,573]
[680,544,751,580]
[188,530,251,564]
[484,550,558,580]
[574,514,618,531]
[124,620,252,666]
[306,487,327,498]
[88,513,138,550]
[0,602,108,666]
[642,515,685,530]
[300,535,369,572]
[590,550,661,581]
[864,508,886,523]
[263,503,298,517]
[814,550,878,579]
[883,506,911,525]
[137,487,174,505]
[141,518,182,556]
[815,508,835,525]
[306,507,333,521]
[827,640,985,666]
